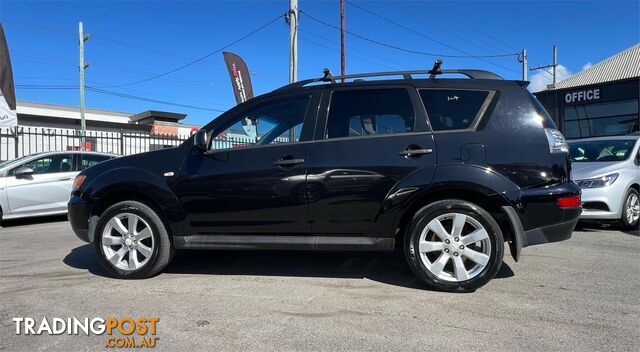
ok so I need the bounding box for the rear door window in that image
[80,154,112,170]
[419,89,491,131]
[325,89,415,139]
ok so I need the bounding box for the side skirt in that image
[174,235,395,251]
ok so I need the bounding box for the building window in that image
[563,98,639,138]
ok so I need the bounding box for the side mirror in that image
[14,166,34,178]
[194,129,209,152]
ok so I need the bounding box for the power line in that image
[301,9,518,60]
[344,1,518,59]
[15,84,226,112]
[299,28,408,69]
[99,13,285,88]
[86,86,225,112]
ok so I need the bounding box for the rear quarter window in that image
[419,89,491,131]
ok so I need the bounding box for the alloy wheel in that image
[101,213,154,271]
[627,193,640,224]
[418,213,492,282]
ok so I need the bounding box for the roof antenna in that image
[429,59,443,79]
[321,68,336,83]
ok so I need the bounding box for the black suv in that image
[68,66,581,291]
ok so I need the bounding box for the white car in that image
[0,151,116,221]
[569,135,640,230]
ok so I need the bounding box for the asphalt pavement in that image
[0,216,638,351]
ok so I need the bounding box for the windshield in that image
[0,155,32,169]
[569,139,637,162]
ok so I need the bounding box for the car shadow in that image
[0,214,68,227]
[63,244,514,290]
[576,221,639,236]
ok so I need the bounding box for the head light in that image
[71,175,86,193]
[575,173,618,188]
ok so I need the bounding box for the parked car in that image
[569,135,640,229]
[68,66,581,291]
[0,151,116,221]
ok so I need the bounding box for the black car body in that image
[68,68,581,291]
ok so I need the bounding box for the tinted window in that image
[211,96,310,151]
[419,89,490,131]
[326,89,415,139]
[10,154,74,175]
[563,99,639,138]
[569,139,637,162]
[80,154,111,170]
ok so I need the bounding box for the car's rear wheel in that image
[619,188,639,230]
[94,201,173,279]
[405,199,504,292]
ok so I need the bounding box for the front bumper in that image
[578,185,624,220]
[68,195,91,243]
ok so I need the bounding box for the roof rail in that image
[278,60,503,91]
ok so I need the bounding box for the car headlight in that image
[71,175,86,193]
[575,173,618,188]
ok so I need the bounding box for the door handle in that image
[399,147,433,157]
[273,158,305,167]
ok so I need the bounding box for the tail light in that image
[557,195,581,208]
[544,128,569,153]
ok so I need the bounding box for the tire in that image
[94,201,173,279]
[618,188,640,231]
[404,199,504,292]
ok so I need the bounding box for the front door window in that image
[210,96,310,151]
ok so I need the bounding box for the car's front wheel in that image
[94,201,173,279]
[619,188,640,230]
[405,199,504,292]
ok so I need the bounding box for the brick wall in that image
[151,123,178,136]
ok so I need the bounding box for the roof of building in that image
[18,101,132,117]
[16,101,198,128]
[130,110,187,123]
[550,43,640,90]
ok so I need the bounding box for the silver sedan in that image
[0,151,116,221]
[569,135,640,230]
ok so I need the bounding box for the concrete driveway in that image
[1,216,638,351]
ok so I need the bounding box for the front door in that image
[306,87,436,237]
[175,94,318,236]
[6,153,77,216]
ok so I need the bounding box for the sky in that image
[0,0,638,126]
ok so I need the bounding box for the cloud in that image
[582,62,593,70]
[528,64,573,92]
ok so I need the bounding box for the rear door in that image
[306,86,436,237]
[6,153,77,216]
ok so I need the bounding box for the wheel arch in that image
[86,174,188,243]
[393,184,516,253]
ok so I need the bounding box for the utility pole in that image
[519,48,527,81]
[530,44,558,89]
[340,0,346,76]
[552,44,557,86]
[287,0,298,142]
[78,21,90,150]
[288,0,298,84]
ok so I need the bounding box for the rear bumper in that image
[503,182,581,261]
[68,195,91,243]
[524,217,579,245]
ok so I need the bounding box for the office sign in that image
[564,88,600,104]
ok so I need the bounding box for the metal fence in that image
[0,127,190,161]
[0,127,276,162]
